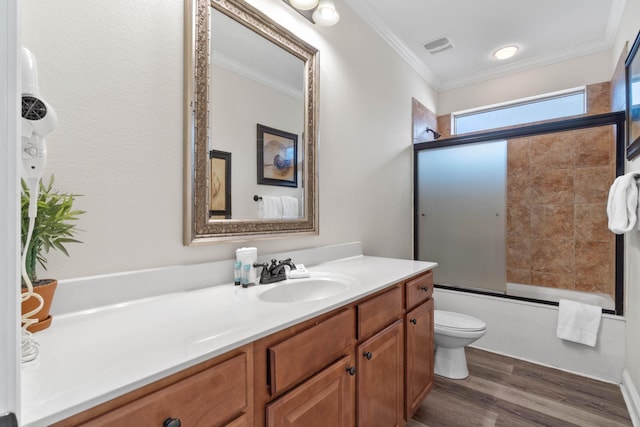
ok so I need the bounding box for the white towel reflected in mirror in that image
[257,195,299,219]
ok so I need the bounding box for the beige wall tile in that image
[507,138,531,176]
[507,269,531,284]
[437,114,451,139]
[531,238,575,274]
[531,271,575,289]
[530,133,574,170]
[587,81,612,115]
[507,205,531,238]
[507,237,531,270]
[531,169,574,204]
[507,173,532,206]
[574,166,611,204]
[575,203,610,242]
[575,240,611,283]
[573,126,613,168]
[530,204,574,240]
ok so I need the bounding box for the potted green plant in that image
[21,175,85,332]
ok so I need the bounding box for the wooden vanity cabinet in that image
[253,308,356,427]
[259,277,433,427]
[56,270,435,427]
[404,271,434,420]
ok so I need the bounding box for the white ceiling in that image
[344,0,627,91]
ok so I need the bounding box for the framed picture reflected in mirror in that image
[209,149,231,219]
[257,124,298,188]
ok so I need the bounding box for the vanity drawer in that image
[268,309,355,395]
[357,285,403,341]
[406,271,433,310]
[81,353,248,427]
[226,414,249,427]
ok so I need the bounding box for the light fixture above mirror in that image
[288,0,319,10]
[283,0,340,26]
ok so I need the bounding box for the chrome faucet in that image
[254,258,296,284]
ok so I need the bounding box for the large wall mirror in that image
[184,0,319,244]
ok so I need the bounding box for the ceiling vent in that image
[424,37,454,54]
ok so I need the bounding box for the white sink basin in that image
[257,274,358,303]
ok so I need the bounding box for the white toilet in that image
[434,310,486,379]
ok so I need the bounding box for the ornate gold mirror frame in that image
[184,0,319,244]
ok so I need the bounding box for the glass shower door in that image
[416,140,507,293]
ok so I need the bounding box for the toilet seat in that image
[434,310,486,332]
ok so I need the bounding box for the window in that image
[453,88,586,134]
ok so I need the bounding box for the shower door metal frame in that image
[413,111,626,315]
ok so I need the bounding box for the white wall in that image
[20,0,436,281]
[613,0,640,416]
[438,50,613,115]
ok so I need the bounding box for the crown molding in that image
[343,0,441,89]
[605,0,627,45]
[212,51,304,100]
[438,39,614,91]
[344,0,626,93]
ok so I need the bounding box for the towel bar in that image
[253,195,262,201]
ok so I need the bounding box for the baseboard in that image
[621,369,640,427]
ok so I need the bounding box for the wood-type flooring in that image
[409,347,632,427]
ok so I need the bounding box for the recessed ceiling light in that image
[493,45,519,60]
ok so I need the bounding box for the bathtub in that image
[506,282,615,310]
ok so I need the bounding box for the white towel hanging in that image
[281,196,299,219]
[258,196,283,219]
[556,299,602,347]
[606,172,640,234]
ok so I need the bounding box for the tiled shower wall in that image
[434,82,617,298]
[504,83,616,297]
[505,126,616,298]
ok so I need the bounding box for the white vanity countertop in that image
[21,255,436,426]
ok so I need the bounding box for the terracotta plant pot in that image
[21,279,58,333]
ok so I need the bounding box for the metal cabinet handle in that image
[163,418,181,427]
[421,286,429,292]
[363,351,373,360]
[410,318,417,325]
[346,366,356,376]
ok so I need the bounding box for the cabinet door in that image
[266,355,355,427]
[405,299,434,419]
[357,321,403,427]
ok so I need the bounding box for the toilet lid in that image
[434,310,486,332]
